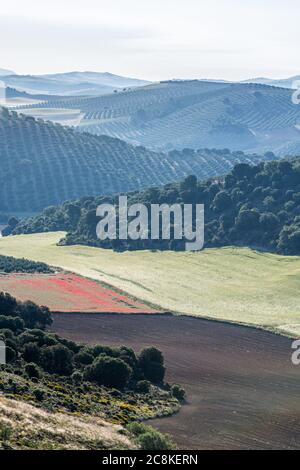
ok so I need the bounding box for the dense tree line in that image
[0,255,53,273]
[11,157,300,255]
[0,292,167,390]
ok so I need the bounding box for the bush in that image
[136,380,151,394]
[41,345,74,376]
[33,388,45,401]
[138,431,175,450]
[22,342,41,364]
[25,363,41,379]
[171,384,186,401]
[0,424,12,443]
[127,423,176,450]
[71,371,83,384]
[85,354,132,389]
[138,347,165,384]
[6,346,16,363]
[74,350,94,366]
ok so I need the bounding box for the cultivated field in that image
[0,272,159,314]
[52,313,300,450]
[1,232,300,336]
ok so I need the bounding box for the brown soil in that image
[51,313,300,450]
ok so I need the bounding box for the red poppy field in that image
[0,273,159,314]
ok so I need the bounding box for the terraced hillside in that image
[17,80,300,153]
[0,108,275,212]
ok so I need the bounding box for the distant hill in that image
[40,71,150,89]
[0,108,276,213]
[1,71,150,96]
[0,68,15,76]
[243,75,300,89]
[14,157,300,256]
[19,80,300,154]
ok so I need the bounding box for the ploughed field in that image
[1,232,300,336]
[0,272,158,314]
[52,313,300,450]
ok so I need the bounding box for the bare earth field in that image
[0,272,158,314]
[52,313,300,450]
[1,232,300,336]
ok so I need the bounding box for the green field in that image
[0,232,300,336]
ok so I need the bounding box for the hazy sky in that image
[1,0,299,80]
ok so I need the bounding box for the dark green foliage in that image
[24,363,41,379]
[0,292,52,330]
[16,156,300,255]
[0,255,53,273]
[138,347,165,384]
[19,302,52,330]
[41,344,74,376]
[0,291,179,405]
[5,346,16,363]
[171,384,186,401]
[0,316,24,333]
[136,380,151,394]
[84,354,132,389]
[74,350,94,366]
[22,342,41,364]
[127,422,175,450]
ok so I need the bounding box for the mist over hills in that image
[0,107,276,213]
[0,71,150,96]
[243,75,300,89]
[0,68,15,76]
[20,79,300,155]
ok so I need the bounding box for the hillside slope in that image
[1,232,300,336]
[13,158,300,256]
[19,80,300,153]
[0,108,275,212]
[1,71,149,97]
[0,396,135,450]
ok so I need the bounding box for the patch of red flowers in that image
[0,273,159,314]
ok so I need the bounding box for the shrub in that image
[136,380,151,394]
[71,371,83,384]
[6,346,16,363]
[33,388,45,401]
[41,345,74,376]
[22,342,41,364]
[138,347,165,384]
[0,424,13,443]
[127,423,176,450]
[171,384,186,401]
[85,354,132,389]
[74,350,94,366]
[25,363,41,379]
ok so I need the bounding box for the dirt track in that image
[52,314,300,449]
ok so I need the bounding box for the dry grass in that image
[0,232,300,336]
[0,395,135,450]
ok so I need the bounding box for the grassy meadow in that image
[0,232,300,336]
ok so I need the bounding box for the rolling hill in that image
[18,80,300,154]
[0,108,276,213]
[243,75,300,89]
[0,68,15,76]
[1,71,149,97]
[12,157,300,257]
